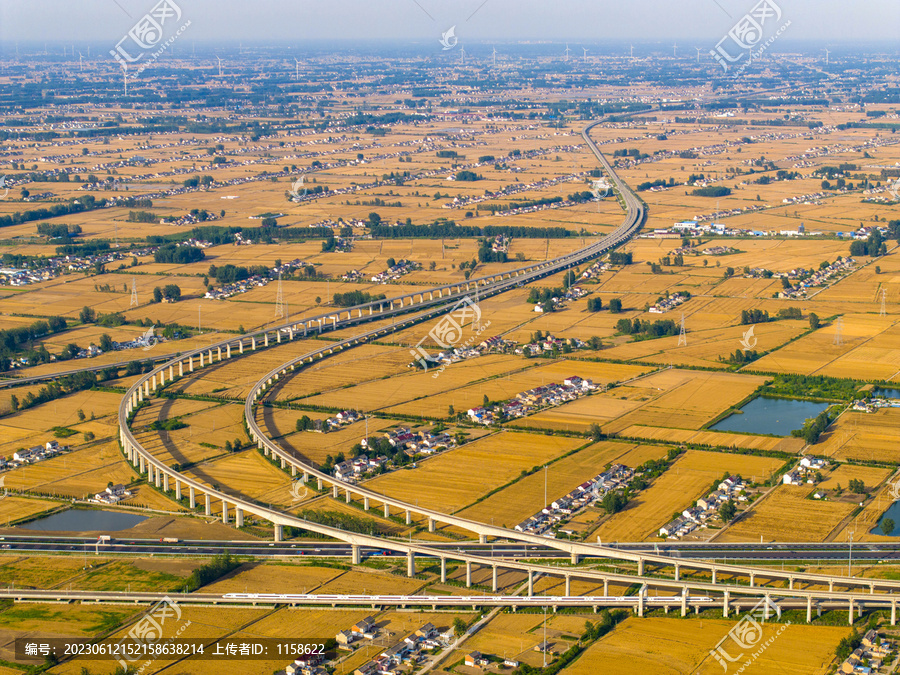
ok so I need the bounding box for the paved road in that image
[1,535,896,563]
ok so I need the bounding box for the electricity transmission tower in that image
[274,271,285,319]
[130,277,138,307]
[677,313,687,346]
[833,316,844,346]
[880,287,887,317]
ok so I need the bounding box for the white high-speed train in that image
[223,593,714,603]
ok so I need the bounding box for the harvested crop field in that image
[718,485,856,542]
[595,449,783,542]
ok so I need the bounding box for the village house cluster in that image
[0,246,157,287]
[467,375,596,425]
[838,629,895,674]
[516,464,634,537]
[370,259,420,283]
[659,475,746,539]
[782,455,829,488]
[334,427,457,482]
[532,285,587,313]
[341,620,444,675]
[3,441,65,471]
[852,396,900,413]
[649,292,690,314]
[204,258,309,300]
[777,257,856,299]
[90,483,133,505]
[514,334,585,357]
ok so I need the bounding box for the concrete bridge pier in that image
[674,564,680,581]
[221,500,228,524]
[204,494,211,516]
[565,575,571,597]
[479,534,487,544]
[466,562,472,588]
[440,557,446,583]
[352,545,361,565]
[407,552,415,577]
[345,490,351,504]
[806,596,812,623]
[723,591,730,618]
[384,503,390,518]
[235,508,243,528]
[681,587,688,617]
[428,518,435,533]
[527,570,534,597]
[175,480,181,501]
[892,601,897,626]
[274,525,283,542]
[163,473,169,492]
[493,566,499,592]
[405,510,411,525]
[363,497,369,510]
[189,486,196,509]
[849,599,854,624]
[332,485,339,499]
[317,477,323,490]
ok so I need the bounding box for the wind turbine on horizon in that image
[695,47,701,63]
[630,44,634,59]
[215,55,223,77]
[78,51,84,71]
[294,58,300,80]
[492,46,497,66]
[582,47,589,62]
[564,43,572,62]
[824,48,831,65]
[673,42,678,58]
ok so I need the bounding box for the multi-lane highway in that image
[1,535,896,563]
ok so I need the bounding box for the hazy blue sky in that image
[1,0,899,45]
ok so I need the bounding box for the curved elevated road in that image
[114,120,900,625]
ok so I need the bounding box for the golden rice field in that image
[561,617,845,675]
[0,555,96,588]
[1,441,137,500]
[385,359,653,420]
[615,425,807,452]
[202,562,343,594]
[304,353,528,413]
[817,463,891,491]
[752,314,900,380]
[182,449,293,508]
[133,399,247,469]
[52,607,272,675]
[595,449,784,542]
[0,497,61,528]
[815,408,900,463]
[365,431,585,514]
[718,485,856,543]
[458,440,669,528]
[597,369,767,435]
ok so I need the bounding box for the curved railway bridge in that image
[116,121,893,624]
